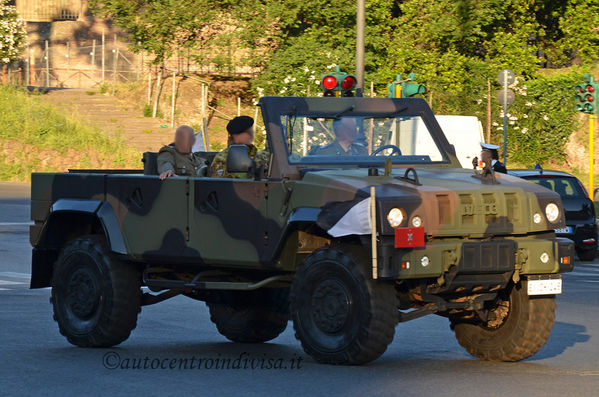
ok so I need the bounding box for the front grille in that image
[459,241,516,273]
[459,194,475,225]
[437,194,451,225]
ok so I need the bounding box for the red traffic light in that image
[587,94,594,102]
[588,85,595,93]
[342,76,356,90]
[322,76,337,90]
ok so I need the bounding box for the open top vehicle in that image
[509,169,597,261]
[30,96,574,365]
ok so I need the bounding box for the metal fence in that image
[5,38,143,88]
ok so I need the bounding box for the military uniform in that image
[157,145,207,176]
[492,160,507,174]
[209,145,270,178]
[310,141,368,156]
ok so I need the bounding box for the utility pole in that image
[355,0,365,97]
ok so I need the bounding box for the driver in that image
[309,118,368,156]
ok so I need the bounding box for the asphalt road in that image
[1,182,598,396]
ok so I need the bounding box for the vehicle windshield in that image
[281,115,446,165]
[525,177,587,199]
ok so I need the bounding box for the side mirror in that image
[226,144,254,173]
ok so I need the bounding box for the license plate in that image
[554,227,572,234]
[527,278,562,296]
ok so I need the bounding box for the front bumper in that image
[375,235,574,280]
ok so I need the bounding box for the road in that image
[1,182,598,396]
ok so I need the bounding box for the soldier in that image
[158,125,207,180]
[309,117,368,156]
[480,142,507,174]
[209,116,270,178]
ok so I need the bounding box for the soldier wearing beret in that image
[309,118,368,156]
[209,116,270,178]
[480,142,507,174]
[158,125,207,180]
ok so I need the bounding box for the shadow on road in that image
[529,321,590,360]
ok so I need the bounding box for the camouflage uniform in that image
[209,145,271,178]
[157,145,207,176]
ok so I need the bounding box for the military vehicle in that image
[30,96,574,365]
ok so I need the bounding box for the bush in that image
[492,72,581,167]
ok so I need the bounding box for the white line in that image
[0,222,32,226]
[569,272,599,277]
[0,288,9,291]
[582,280,599,283]
[0,272,30,279]
[0,280,26,286]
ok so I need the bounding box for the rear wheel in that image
[290,246,397,365]
[207,288,289,343]
[452,283,555,361]
[51,236,141,347]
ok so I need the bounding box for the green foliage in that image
[0,86,138,181]
[143,103,153,117]
[494,72,581,166]
[0,0,27,64]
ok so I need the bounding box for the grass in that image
[0,85,140,182]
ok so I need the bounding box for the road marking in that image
[0,272,30,279]
[0,222,32,226]
[0,288,9,291]
[0,280,25,286]
[0,272,31,279]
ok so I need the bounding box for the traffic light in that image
[320,66,356,97]
[387,73,426,98]
[575,74,598,114]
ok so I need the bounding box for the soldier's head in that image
[227,116,255,146]
[480,142,500,165]
[174,125,195,154]
[333,117,359,144]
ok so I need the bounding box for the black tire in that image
[290,246,397,365]
[452,283,556,361]
[207,288,289,343]
[51,236,141,347]
[577,249,596,262]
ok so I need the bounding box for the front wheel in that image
[51,236,141,347]
[290,246,398,365]
[452,283,556,361]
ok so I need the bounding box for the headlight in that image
[411,216,423,228]
[387,208,404,228]
[533,213,542,224]
[545,203,560,223]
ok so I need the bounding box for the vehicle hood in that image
[290,167,565,237]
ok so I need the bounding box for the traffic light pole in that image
[503,70,508,165]
[355,0,365,97]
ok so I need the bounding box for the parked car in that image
[510,169,597,261]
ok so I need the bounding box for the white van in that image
[385,115,485,168]
[435,115,485,168]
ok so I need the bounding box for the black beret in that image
[227,116,254,135]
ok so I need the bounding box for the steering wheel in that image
[371,144,401,156]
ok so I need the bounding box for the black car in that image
[509,169,597,261]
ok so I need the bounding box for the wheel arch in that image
[31,200,127,289]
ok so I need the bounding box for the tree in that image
[0,0,27,65]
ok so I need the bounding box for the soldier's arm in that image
[209,152,228,178]
[157,150,176,174]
